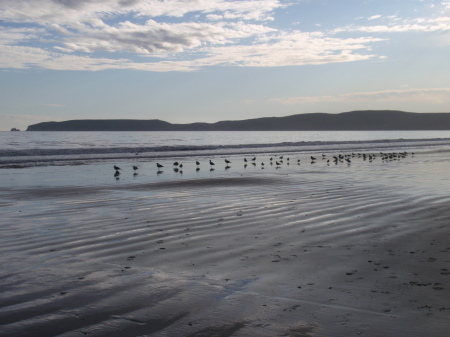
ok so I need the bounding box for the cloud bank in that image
[271,88,450,105]
[0,0,449,71]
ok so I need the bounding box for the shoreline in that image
[1,149,449,336]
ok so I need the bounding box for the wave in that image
[1,138,449,168]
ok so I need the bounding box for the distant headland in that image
[26,110,450,131]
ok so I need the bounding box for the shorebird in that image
[179,163,183,168]
[310,156,316,161]
[244,158,248,162]
[225,159,231,164]
[156,163,164,169]
[173,162,179,166]
[114,170,120,176]
[133,165,138,171]
[114,165,121,170]
[251,157,256,161]
[209,160,215,167]
[196,161,200,165]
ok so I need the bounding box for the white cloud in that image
[334,17,450,34]
[271,88,450,105]
[0,0,447,72]
[368,15,382,21]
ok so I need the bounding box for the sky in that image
[1,0,450,131]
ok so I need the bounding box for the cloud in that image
[271,88,450,105]
[334,17,450,34]
[0,0,446,72]
[368,15,382,21]
[41,103,66,107]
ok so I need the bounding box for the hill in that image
[26,110,450,131]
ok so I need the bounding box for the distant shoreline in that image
[26,110,450,131]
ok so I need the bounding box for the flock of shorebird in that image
[112,151,414,176]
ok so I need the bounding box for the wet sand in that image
[0,151,449,336]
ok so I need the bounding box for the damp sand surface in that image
[1,151,450,336]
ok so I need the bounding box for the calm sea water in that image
[1,131,450,168]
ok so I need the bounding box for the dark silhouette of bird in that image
[251,157,256,161]
[114,165,121,170]
[196,167,200,172]
[173,162,179,166]
[157,163,164,169]
[311,156,316,161]
[270,157,273,161]
[244,158,248,162]
[133,166,138,171]
[209,160,215,166]
[179,163,183,168]
[225,159,231,164]
[196,161,200,165]
[114,170,120,176]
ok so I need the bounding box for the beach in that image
[1,150,449,336]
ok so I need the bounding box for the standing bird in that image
[196,161,200,166]
[133,165,138,171]
[251,157,256,161]
[225,159,231,164]
[209,160,215,167]
[157,163,164,169]
[173,162,179,166]
[311,156,316,161]
[114,165,121,170]
[244,158,248,162]
[179,163,183,168]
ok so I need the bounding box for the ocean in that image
[1,130,450,168]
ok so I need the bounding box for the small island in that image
[10,128,20,132]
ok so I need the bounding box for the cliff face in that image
[26,110,450,131]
